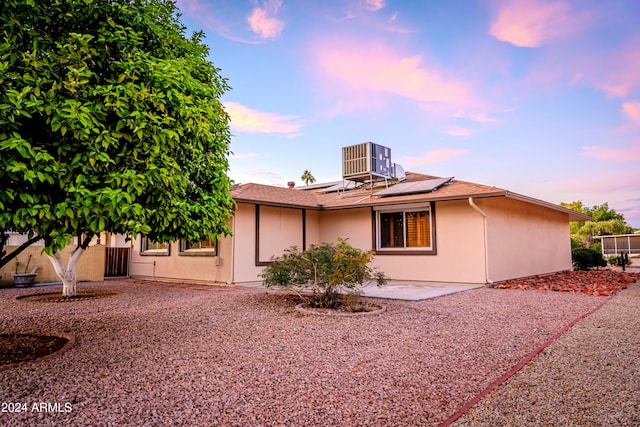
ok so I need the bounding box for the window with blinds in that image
[377,206,432,250]
[405,211,430,247]
[141,236,170,255]
[180,237,218,255]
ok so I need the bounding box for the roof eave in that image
[233,198,321,210]
[320,190,508,210]
[504,192,593,221]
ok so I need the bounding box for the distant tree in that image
[1,0,234,296]
[301,170,316,186]
[561,201,634,247]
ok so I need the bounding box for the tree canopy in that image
[561,201,635,246]
[0,0,235,255]
[301,170,316,186]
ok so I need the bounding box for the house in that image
[129,144,590,286]
[593,233,640,258]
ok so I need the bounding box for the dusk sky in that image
[175,0,640,227]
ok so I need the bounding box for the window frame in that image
[179,237,218,257]
[373,202,437,255]
[140,236,170,256]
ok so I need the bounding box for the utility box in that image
[342,142,392,181]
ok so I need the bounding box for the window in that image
[179,237,218,256]
[140,237,170,255]
[375,203,435,254]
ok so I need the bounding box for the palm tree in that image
[301,170,316,186]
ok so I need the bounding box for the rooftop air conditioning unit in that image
[342,142,392,181]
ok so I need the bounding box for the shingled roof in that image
[231,182,321,209]
[230,172,591,221]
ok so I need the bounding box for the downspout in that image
[226,214,236,285]
[468,197,493,285]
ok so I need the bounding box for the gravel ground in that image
[0,279,628,426]
[454,281,640,427]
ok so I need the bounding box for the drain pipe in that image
[226,215,236,286]
[468,197,493,285]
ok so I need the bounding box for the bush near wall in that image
[572,247,607,271]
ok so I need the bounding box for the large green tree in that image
[561,201,635,246]
[1,0,235,296]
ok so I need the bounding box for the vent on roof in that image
[342,142,393,181]
[393,163,406,182]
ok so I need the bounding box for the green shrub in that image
[260,238,387,309]
[608,254,632,267]
[572,247,606,270]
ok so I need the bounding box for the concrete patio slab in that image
[360,280,485,300]
[236,280,485,301]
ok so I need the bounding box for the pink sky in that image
[176,0,640,227]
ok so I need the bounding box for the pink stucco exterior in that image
[130,196,576,285]
[130,174,582,286]
[129,228,233,285]
[375,200,487,283]
[479,197,572,282]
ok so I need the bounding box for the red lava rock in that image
[493,269,640,296]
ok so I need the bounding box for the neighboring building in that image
[129,169,591,286]
[0,233,105,286]
[593,233,640,257]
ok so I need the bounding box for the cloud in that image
[622,101,640,123]
[620,204,640,227]
[525,35,640,99]
[469,113,500,123]
[224,102,305,134]
[544,171,640,204]
[490,0,584,47]
[175,0,279,43]
[445,127,472,137]
[598,39,640,97]
[582,143,640,162]
[248,0,285,39]
[361,0,385,12]
[404,149,469,166]
[315,40,471,107]
[239,170,286,186]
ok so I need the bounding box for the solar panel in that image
[376,177,453,197]
[318,180,363,193]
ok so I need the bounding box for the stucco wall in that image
[129,233,233,285]
[231,203,260,283]
[257,206,304,263]
[318,208,373,249]
[233,204,321,284]
[305,210,321,248]
[0,244,105,286]
[479,197,572,282]
[317,202,487,283]
[123,195,572,287]
[375,200,486,283]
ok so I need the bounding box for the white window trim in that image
[179,239,218,256]
[140,237,170,255]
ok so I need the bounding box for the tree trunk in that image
[46,246,86,297]
[0,234,42,269]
